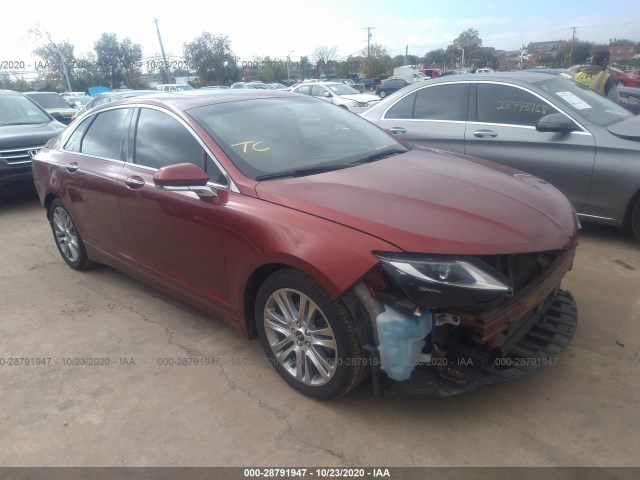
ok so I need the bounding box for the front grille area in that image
[453,248,575,344]
[480,250,563,294]
[0,145,43,166]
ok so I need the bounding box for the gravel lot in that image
[1,184,639,468]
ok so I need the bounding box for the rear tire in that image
[379,90,387,98]
[632,197,640,243]
[255,269,367,400]
[49,198,95,270]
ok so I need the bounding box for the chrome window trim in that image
[380,80,591,135]
[379,118,467,125]
[577,213,617,221]
[59,103,239,194]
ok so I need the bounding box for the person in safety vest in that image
[573,51,620,103]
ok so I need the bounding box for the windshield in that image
[174,85,194,91]
[26,93,71,109]
[535,77,633,126]
[0,94,51,125]
[187,96,405,180]
[325,84,360,96]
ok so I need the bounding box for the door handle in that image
[124,176,145,189]
[64,162,79,173]
[473,129,498,138]
[388,127,407,135]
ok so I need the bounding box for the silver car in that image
[362,72,640,241]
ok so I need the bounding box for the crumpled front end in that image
[343,247,577,396]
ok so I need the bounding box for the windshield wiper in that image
[255,164,350,181]
[351,148,407,165]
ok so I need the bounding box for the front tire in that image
[379,89,387,98]
[632,197,640,243]
[255,269,367,399]
[49,198,95,270]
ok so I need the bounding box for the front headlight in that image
[373,252,512,308]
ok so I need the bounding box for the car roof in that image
[24,91,63,96]
[423,71,566,84]
[97,89,295,112]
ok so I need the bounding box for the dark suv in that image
[0,90,66,188]
[375,77,411,98]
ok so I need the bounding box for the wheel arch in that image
[623,186,640,226]
[242,257,350,340]
[44,192,59,220]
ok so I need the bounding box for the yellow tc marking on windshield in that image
[231,141,270,153]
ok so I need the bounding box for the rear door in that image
[464,82,596,212]
[375,82,469,153]
[117,106,231,307]
[58,107,131,257]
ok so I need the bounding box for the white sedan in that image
[291,82,379,113]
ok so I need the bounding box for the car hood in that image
[338,93,380,104]
[255,149,578,255]
[606,114,640,140]
[0,121,66,148]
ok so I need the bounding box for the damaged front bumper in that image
[386,289,577,396]
[343,248,578,397]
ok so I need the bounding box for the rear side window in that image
[80,108,129,159]
[134,108,205,170]
[385,84,466,121]
[385,93,416,119]
[476,84,558,126]
[414,84,466,121]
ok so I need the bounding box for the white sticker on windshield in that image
[556,91,592,110]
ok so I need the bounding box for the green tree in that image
[559,39,594,66]
[30,27,75,91]
[94,33,143,88]
[424,48,446,67]
[446,28,483,69]
[297,56,313,80]
[393,54,419,68]
[360,43,393,78]
[312,45,338,76]
[72,53,103,91]
[183,33,239,86]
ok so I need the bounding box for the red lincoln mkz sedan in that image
[32,90,579,399]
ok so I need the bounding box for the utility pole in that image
[569,26,577,65]
[405,45,408,66]
[365,26,374,58]
[153,18,170,83]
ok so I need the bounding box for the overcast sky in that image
[3,0,640,69]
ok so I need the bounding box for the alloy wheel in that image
[52,206,80,263]
[263,288,338,386]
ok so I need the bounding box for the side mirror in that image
[536,113,578,133]
[323,92,332,98]
[153,163,217,199]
